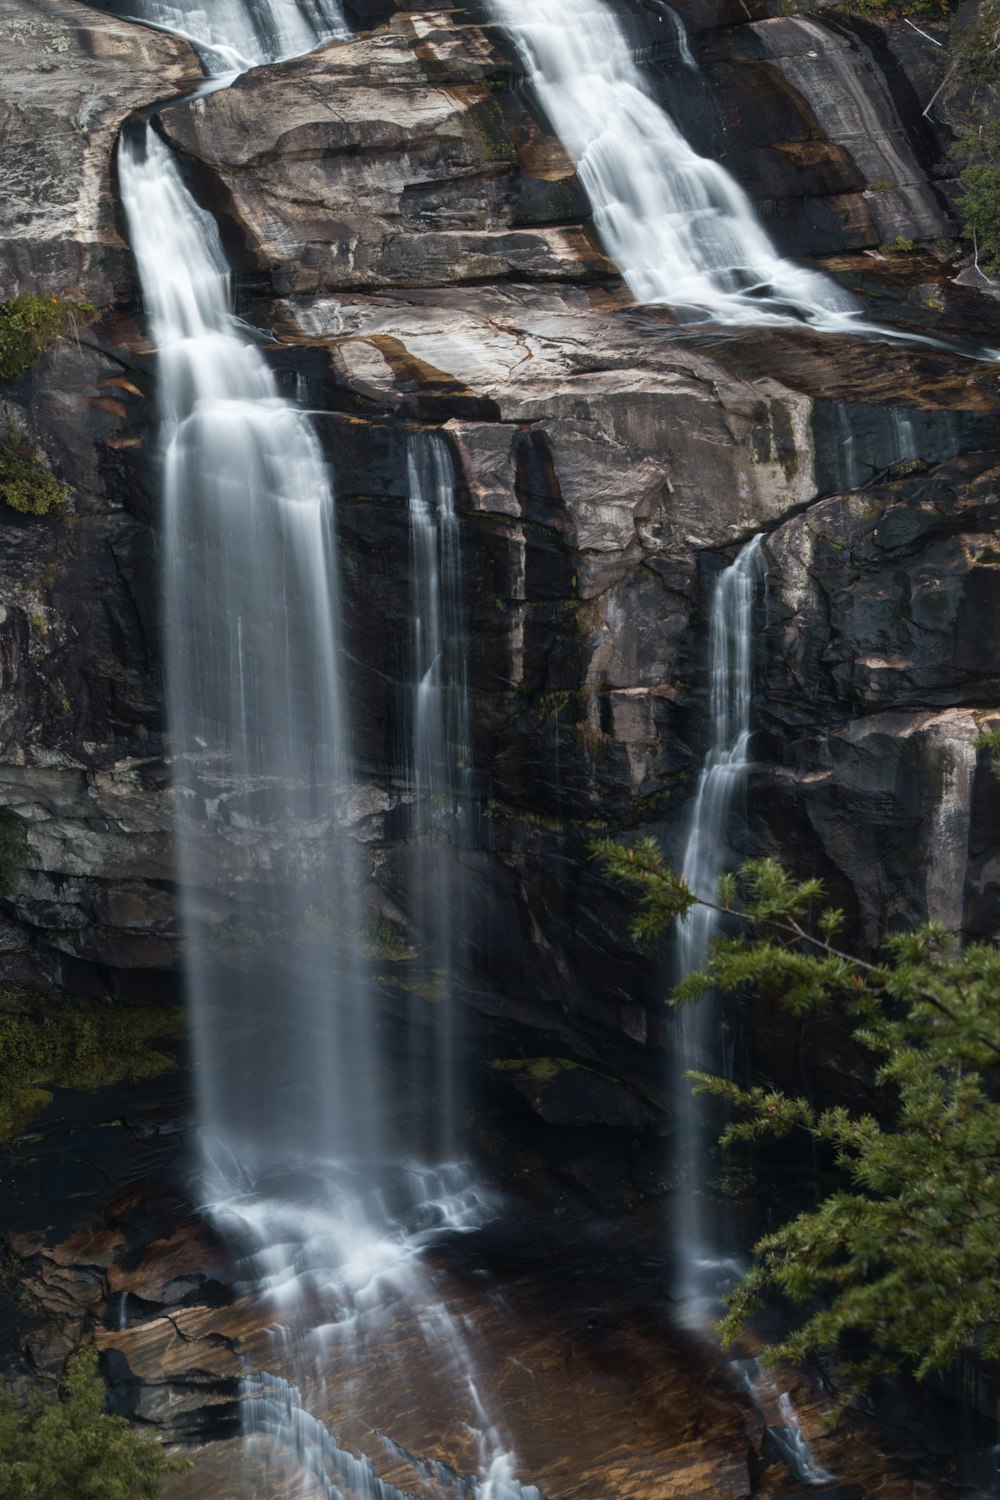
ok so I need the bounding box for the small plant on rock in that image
[0,423,67,517]
[0,295,89,384]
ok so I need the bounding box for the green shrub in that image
[952,0,1000,83]
[958,158,1000,272]
[0,1346,188,1498]
[595,840,1000,1392]
[0,427,67,517]
[952,120,1000,272]
[880,234,915,253]
[0,296,88,384]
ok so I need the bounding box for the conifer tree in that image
[594,839,1000,1389]
[0,1347,186,1499]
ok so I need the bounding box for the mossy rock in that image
[0,295,90,383]
[0,814,29,898]
[490,1056,579,1081]
[0,432,67,517]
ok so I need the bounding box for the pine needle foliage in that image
[593,840,1000,1391]
[0,1347,187,1498]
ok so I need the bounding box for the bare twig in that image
[904,16,944,45]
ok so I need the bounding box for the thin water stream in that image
[672,535,762,1323]
[406,434,472,1162]
[671,538,834,1485]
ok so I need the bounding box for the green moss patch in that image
[208,908,415,962]
[490,1057,579,1081]
[836,0,945,17]
[0,427,67,517]
[376,968,447,1005]
[0,985,184,1142]
[0,295,90,383]
[0,814,29,898]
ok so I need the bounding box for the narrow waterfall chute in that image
[672,534,763,1320]
[407,432,473,1160]
[673,540,835,1482]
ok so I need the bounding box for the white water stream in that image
[672,535,762,1321]
[407,433,472,1160]
[117,6,541,1496]
[673,540,833,1484]
[484,0,1000,360]
[102,0,346,72]
[119,117,375,1175]
[485,0,862,328]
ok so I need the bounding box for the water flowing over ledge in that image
[484,0,862,328]
[99,0,346,74]
[484,0,999,360]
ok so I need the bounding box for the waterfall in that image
[484,0,1000,358]
[407,433,472,1157]
[93,0,346,72]
[119,117,377,1183]
[483,0,861,328]
[115,5,545,1492]
[731,1360,835,1486]
[673,541,836,1482]
[672,535,762,1320]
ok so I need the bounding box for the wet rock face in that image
[156,17,605,296]
[0,1085,965,1500]
[0,0,999,1108]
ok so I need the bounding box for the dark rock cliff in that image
[1,0,999,1141]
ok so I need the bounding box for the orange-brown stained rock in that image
[7,1191,958,1500]
[106,1221,226,1303]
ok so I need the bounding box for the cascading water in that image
[93,0,346,72]
[119,118,375,1182]
[484,0,1000,359]
[730,1360,835,1486]
[672,535,762,1321]
[407,433,472,1157]
[483,0,861,328]
[103,0,959,1487]
[116,6,543,1495]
